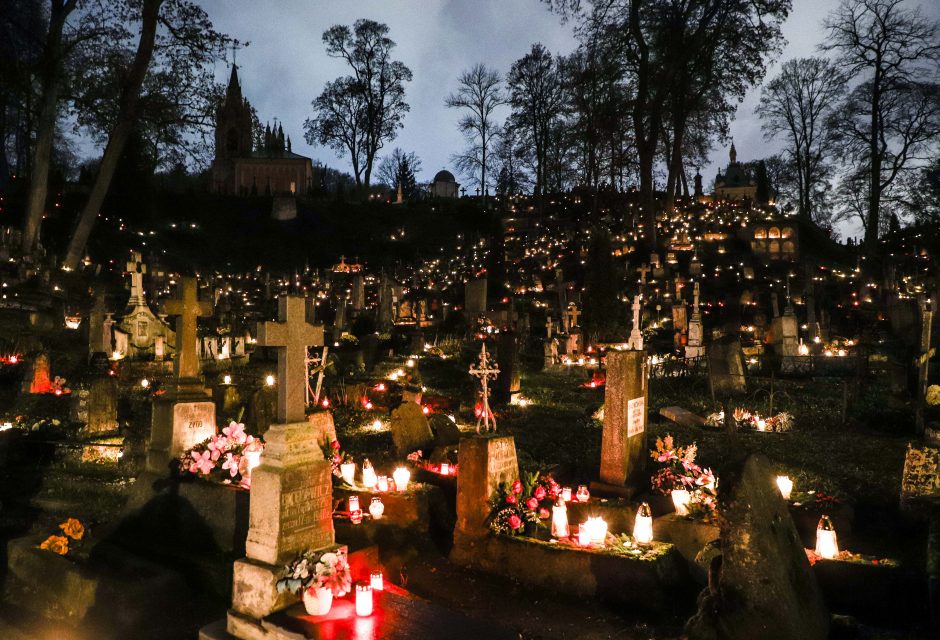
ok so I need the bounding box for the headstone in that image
[454,435,518,541]
[598,349,648,492]
[707,336,747,398]
[672,302,688,335]
[147,277,216,472]
[686,282,705,359]
[87,293,109,358]
[465,277,487,316]
[24,352,52,394]
[685,454,828,640]
[334,298,347,331]
[390,401,434,455]
[351,274,365,311]
[82,377,119,435]
[900,443,940,506]
[495,331,520,403]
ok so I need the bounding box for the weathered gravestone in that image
[80,376,119,435]
[429,413,461,448]
[465,277,488,317]
[495,330,521,403]
[451,435,519,556]
[23,352,51,393]
[391,401,434,455]
[707,336,747,399]
[596,349,648,495]
[147,277,216,472]
[900,443,940,509]
[685,453,829,640]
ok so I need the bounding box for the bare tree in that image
[445,63,505,200]
[757,57,846,221]
[822,0,940,251]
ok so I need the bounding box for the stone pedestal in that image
[147,383,216,472]
[597,349,648,493]
[452,435,518,549]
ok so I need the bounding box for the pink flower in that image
[508,514,522,530]
[526,497,538,510]
[534,486,546,500]
[512,480,523,494]
[191,450,215,475]
[222,421,247,445]
[331,440,341,450]
[221,452,240,478]
[206,438,223,461]
[506,494,517,505]
[539,508,550,519]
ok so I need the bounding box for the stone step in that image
[659,405,707,428]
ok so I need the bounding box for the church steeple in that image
[226,64,242,102]
[215,63,253,161]
[729,140,737,164]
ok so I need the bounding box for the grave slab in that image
[659,406,707,428]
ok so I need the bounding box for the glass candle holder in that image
[815,515,839,559]
[440,462,450,475]
[776,475,793,501]
[561,486,572,502]
[370,571,384,591]
[369,497,384,520]
[551,498,569,538]
[362,459,377,490]
[575,485,590,503]
[393,467,410,492]
[340,461,356,486]
[577,522,591,547]
[376,475,389,492]
[671,489,691,517]
[634,502,653,545]
[355,582,373,617]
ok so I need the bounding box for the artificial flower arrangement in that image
[38,518,85,556]
[705,407,794,432]
[487,472,561,536]
[320,439,348,479]
[650,435,718,519]
[179,421,263,487]
[276,548,352,598]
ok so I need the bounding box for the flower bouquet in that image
[276,548,352,616]
[38,518,85,557]
[179,422,263,487]
[705,408,794,432]
[487,472,558,536]
[650,435,718,521]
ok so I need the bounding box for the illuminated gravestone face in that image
[599,349,648,492]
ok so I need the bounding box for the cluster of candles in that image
[774,474,840,560]
[340,459,411,493]
[550,499,655,548]
[354,571,385,617]
[559,485,591,503]
[346,495,385,523]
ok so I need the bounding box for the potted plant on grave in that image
[276,548,352,616]
[650,435,718,521]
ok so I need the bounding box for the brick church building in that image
[209,65,313,196]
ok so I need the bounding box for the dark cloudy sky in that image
[201,0,937,239]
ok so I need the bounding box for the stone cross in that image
[637,264,651,286]
[164,277,212,382]
[126,251,147,306]
[566,303,581,330]
[627,295,644,350]
[469,343,500,433]
[257,295,323,424]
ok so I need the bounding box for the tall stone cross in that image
[637,264,651,286]
[257,295,324,424]
[164,277,212,383]
[469,343,500,433]
[626,295,644,351]
[126,251,147,306]
[566,303,581,330]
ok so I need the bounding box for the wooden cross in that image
[256,295,323,424]
[637,264,651,286]
[469,343,500,433]
[164,277,213,382]
[306,345,330,405]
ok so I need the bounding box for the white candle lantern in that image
[370,571,384,591]
[369,497,385,520]
[671,489,691,516]
[633,502,653,545]
[561,486,572,502]
[584,516,608,546]
[815,515,839,559]
[776,475,793,501]
[355,582,373,616]
[362,459,377,490]
[376,475,389,492]
[440,462,450,475]
[551,498,569,538]
[575,485,590,503]
[340,460,356,486]
[577,522,591,547]
[393,467,410,492]
[348,495,362,524]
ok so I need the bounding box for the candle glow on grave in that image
[671,489,691,516]
[393,467,410,492]
[377,475,389,492]
[370,571,384,591]
[816,515,839,559]
[340,461,356,486]
[355,582,373,616]
[776,475,793,501]
[584,516,607,545]
[362,459,377,489]
[633,503,653,545]
[551,498,569,538]
[369,497,384,520]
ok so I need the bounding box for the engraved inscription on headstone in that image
[627,397,645,437]
[172,401,216,453]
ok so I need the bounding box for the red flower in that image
[539,508,550,519]
[508,514,522,530]
[526,497,538,510]
[512,480,523,494]
[534,486,546,500]
[331,441,341,450]
[506,494,517,505]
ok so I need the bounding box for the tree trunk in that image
[864,67,883,253]
[22,0,74,253]
[62,0,162,270]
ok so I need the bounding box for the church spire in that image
[226,64,242,102]
[729,140,737,164]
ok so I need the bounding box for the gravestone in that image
[453,435,519,544]
[900,443,940,508]
[391,401,434,455]
[147,277,216,472]
[707,336,747,399]
[686,282,705,359]
[82,377,119,435]
[495,330,520,403]
[87,293,109,359]
[351,275,365,311]
[685,454,828,640]
[23,352,51,393]
[597,349,648,494]
[465,277,487,317]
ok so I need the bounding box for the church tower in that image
[729,140,737,165]
[214,65,253,161]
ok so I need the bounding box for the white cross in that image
[126,251,147,305]
[469,343,500,433]
[627,295,644,351]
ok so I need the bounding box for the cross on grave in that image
[469,343,500,433]
[627,295,644,351]
[566,303,581,330]
[256,295,323,424]
[126,251,147,306]
[546,316,554,338]
[637,264,651,286]
[164,277,212,383]
[306,345,329,406]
